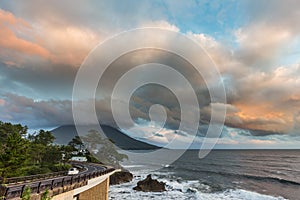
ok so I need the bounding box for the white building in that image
[70,156,88,162]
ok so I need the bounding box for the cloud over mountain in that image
[0,1,300,148]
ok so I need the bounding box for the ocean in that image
[109,150,300,200]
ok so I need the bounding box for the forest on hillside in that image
[0,121,127,180]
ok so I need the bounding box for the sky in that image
[0,0,300,148]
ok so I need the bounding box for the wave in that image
[121,164,146,168]
[173,167,300,186]
[109,174,287,200]
[242,174,300,186]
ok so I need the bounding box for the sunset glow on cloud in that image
[0,0,300,148]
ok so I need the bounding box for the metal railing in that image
[0,165,115,199]
[3,171,67,185]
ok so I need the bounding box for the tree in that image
[60,145,74,163]
[68,136,84,152]
[42,145,61,165]
[81,130,128,168]
[33,130,55,146]
[0,128,29,178]
[29,143,45,165]
[0,121,69,178]
[29,130,57,166]
[0,122,27,144]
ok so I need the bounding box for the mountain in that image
[51,125,78,145]
[51,124,160,150]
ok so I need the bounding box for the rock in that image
[109,171,133,185]
[187,187,197,193]
[133,174,166,192]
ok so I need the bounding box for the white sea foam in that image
[211,190,287,200]
[121,165,146,169]
[109,171,287,200]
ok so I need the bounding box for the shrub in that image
[25,166,51,176]
[41,189,51,200]
[48,163,71,172]
[21,186,31,200]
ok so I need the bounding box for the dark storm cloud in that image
[0,61,77,100]
[0,0,300,140]
[0,93,73,128]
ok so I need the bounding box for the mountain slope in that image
[51,124,160,150]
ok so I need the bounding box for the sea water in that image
[110,150,300,200]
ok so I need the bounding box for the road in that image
[2,162,113,199]
[73,162,106,175]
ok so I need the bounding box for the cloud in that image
[121,118,195,148]
[186,30,300,135]
[235,0,300,67]
[0,9,102,68]
[201,103,242,126]
[0,93,120,128]
[37,25,100,67]
[0,93,73,128]
[141,20,179,32]
[0,0,178,64]
[292,112,300,136]
[0,1,300,143]
[122,120,300,149]
[216,126,300,149]
[229,64,300,133]
[0,61,77,100]
[245,0,300,34]
[1,22,298,136]
[0,99,5,106]
[234,25,292,66]
[0,9,50,63]
[1,1,169,29]
[0,93,166,129]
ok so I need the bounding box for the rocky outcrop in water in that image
[133,174,166,192]
[110,171,133,185]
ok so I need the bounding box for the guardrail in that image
[3,171,67,185]
[0,166,115,199]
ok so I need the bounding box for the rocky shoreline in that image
[133,174,166,192]
[109,170,133,185]
[110,171,166,193]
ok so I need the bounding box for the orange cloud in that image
[234,103,292,133]
[0,9,50,60]
[38,25,100,67]
[0,9,102,67]
[0,9,30,27]
[0,99,5,106]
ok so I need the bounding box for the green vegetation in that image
[0,121,71,180]
[0,121,127,181]
[0,122,29,178]
[21,186,31,200]
[81,130,128,168]
[65,129,128,167]
[41,189,51,200]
